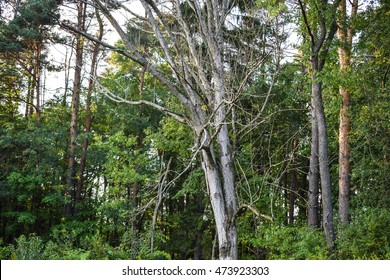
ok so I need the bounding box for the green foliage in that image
[13,234,44,260]
[0,239,15,260]
[144,250,172,260]
[248,225,329,259]
[0,115,67,243]
[43,240,90,260]
[0,0,60,52]
[337,208,390,259]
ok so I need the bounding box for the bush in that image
[43,240,90,260]
[0,239,15,259]
[14,234,44,260]
[337,208,390,259]
[143,250,171,260]
[249,225,329,260]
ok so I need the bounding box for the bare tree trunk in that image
[337,0,358,224]
[201,127,237,260]
[63,38,75,107]
[65,1,85,216]
[312,78,336,251]
[338,82,351,224]
[75,8,103,216]
[150,157,172,253]
[34,41,42,118]
[132,34,148,230]
[298,0,340,252]
[25,68,34,117]
[308,103,320,228]
[289,139,298,225]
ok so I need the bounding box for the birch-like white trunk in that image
[201,140,237,260]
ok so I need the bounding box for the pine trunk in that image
[65,1,85,216]
[337,0,358,224]
[75,9,103,216]
[34,41,42,118]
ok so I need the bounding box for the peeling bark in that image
[337,0,358,224]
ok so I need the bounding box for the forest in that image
[0,0,389,260]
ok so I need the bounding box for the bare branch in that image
[60,20,143,64]
[234,204,274,222]
[95,79,188,124]
[298,0,315,46]
[92,0,191,108]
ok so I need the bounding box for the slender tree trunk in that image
[308,102,320,228]
[289,139,298,225]
[338,81,351,224]
[150,157,172,253]
[337,0,358,224]
[75,9,103,216]
[65,1,85,216]
[298,0,340,252]
[63,39,74,107]
[312,76,336,252]
[131,40,148,231]
[25,68,34,117]
[193,194,205,260]
[34,41,42,118]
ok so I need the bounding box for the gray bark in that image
[299,0,339,252]
[201,143,237,260]
[312,78,336,251]
[308,102,320,228]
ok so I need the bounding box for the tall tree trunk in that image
[308,105,320,228]
[131,36,148,231]
[63,38,75,107]
[211,38,238,259]
[337,0,358,224]
[289,139,298,225]
[298,0,340,252]
[25,67,34,117]
[201,142,237,260]
[312,77,336,252]
[65,1,85,216]
[34,41,42,118]
[74,9,103,216]
[200,105,237,259]
[204,58,238,259]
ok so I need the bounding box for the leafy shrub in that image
[249,225,329,259]
[337,208,390,259]
[42,224,91,260]
[14,234,44,260]
[144,250,171,260]
[43,240,90,260]
[0,239,15,259]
